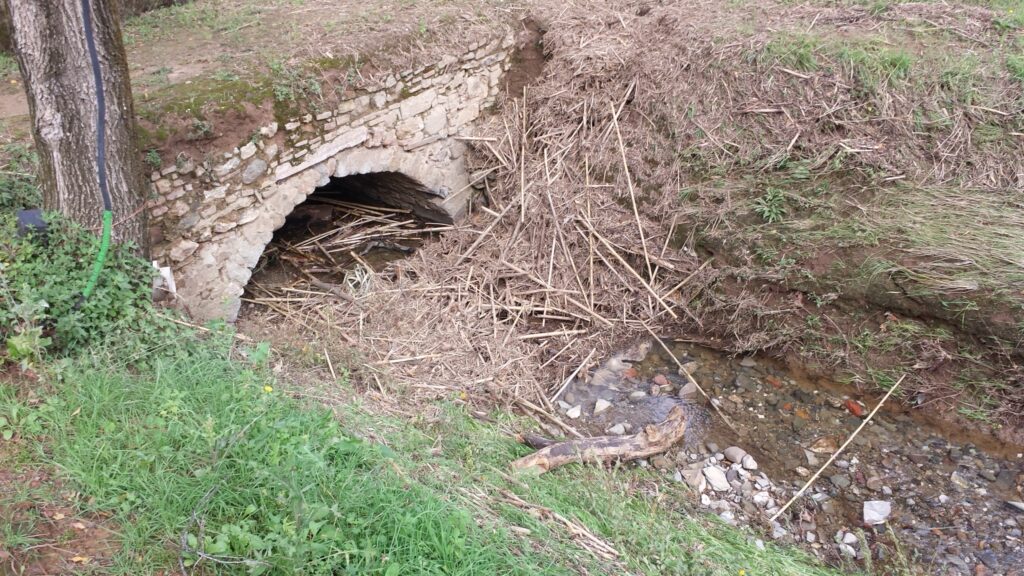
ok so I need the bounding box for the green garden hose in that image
[81,210,112,299]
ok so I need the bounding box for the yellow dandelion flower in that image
[263,385,274,393]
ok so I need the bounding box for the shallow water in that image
[556,339,1024,573]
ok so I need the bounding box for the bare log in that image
[512,406,687,474]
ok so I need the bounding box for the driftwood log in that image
[512,406,688,473]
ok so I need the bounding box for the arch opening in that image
[239,171,445,320]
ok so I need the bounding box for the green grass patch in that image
[32,341,577,575]
[759,36,821,72]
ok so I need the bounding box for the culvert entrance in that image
[238,172,450,321]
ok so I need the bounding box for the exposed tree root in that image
[512,406,687,474]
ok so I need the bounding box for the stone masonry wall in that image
[148,32,514,321]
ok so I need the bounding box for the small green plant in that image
[0,386,42,440]
[144,149,162,169]
[0,51,18,77]
[753,187,787,223]
[0,213,159,357]
[762,36,819,72]
[187,119,214,140]
[0,142,40,211]
[1007,54,1024,83]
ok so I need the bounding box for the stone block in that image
[242,158,269,184]
[240,142,258,160]
[204,185,228,200]
[400,88,437,118]
[170,239,199,262]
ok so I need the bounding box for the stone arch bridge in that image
[148,33,514,320]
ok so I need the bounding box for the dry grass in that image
[238,0,1024,437]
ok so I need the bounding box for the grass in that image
[0,325,841,575]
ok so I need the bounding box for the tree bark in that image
[4,0,147,252]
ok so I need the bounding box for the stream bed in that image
[556,340,1024,574]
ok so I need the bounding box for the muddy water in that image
[557,340,1024,574]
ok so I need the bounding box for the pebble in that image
[566,405,582,419]
[678,381,698,398]
[628,391,647,400]
[979,469,997,482]
[740,356,757,367]
[681,468,707,493]
[593,398,612,415]
[842,532,859,545]
[703,466,730,492]
[830,474,852,489]
[753,491,771,507]
[652,374,670,387]
[741,454,758,470]
[839,543,857,557]
[651,455,671,470]
[705,441,720,454]
[724,446,748,463]
[864,500,892,525]
[607,423,626,435]
[795,466,811,477]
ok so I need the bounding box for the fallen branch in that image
[511,405,687,474]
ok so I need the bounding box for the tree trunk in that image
[4,0,147,252]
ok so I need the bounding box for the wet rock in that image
[830,474,852,489]
[607,423,626,435]
[628,391,647,400]
[977,551,999,570]
[724,446,748,463]
[741,454,758,470]
[566,405,582,419]
[678,381,698,398]
[653,374,670,387]
[703,466,730,492]
[593,398,611,415]
[864,501,892,525]
[980,469,997,482]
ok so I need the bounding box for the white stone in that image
[423,106,448,135]
[169,240,199,262]
[274,126,369,181]
[239,142,257,160]
[242,159,268,185]
[723,446,747,463]
[593,398,611,415]
[264,144,279,159]
[607,423,626,435]
[703,466,730,492]
[399,88,437,118]
[863,501,892,525]
[566,405,582,419]
[214,157,240,178]
[260,122,278,138]
[204,185,228,200]
[741,454,759,470]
